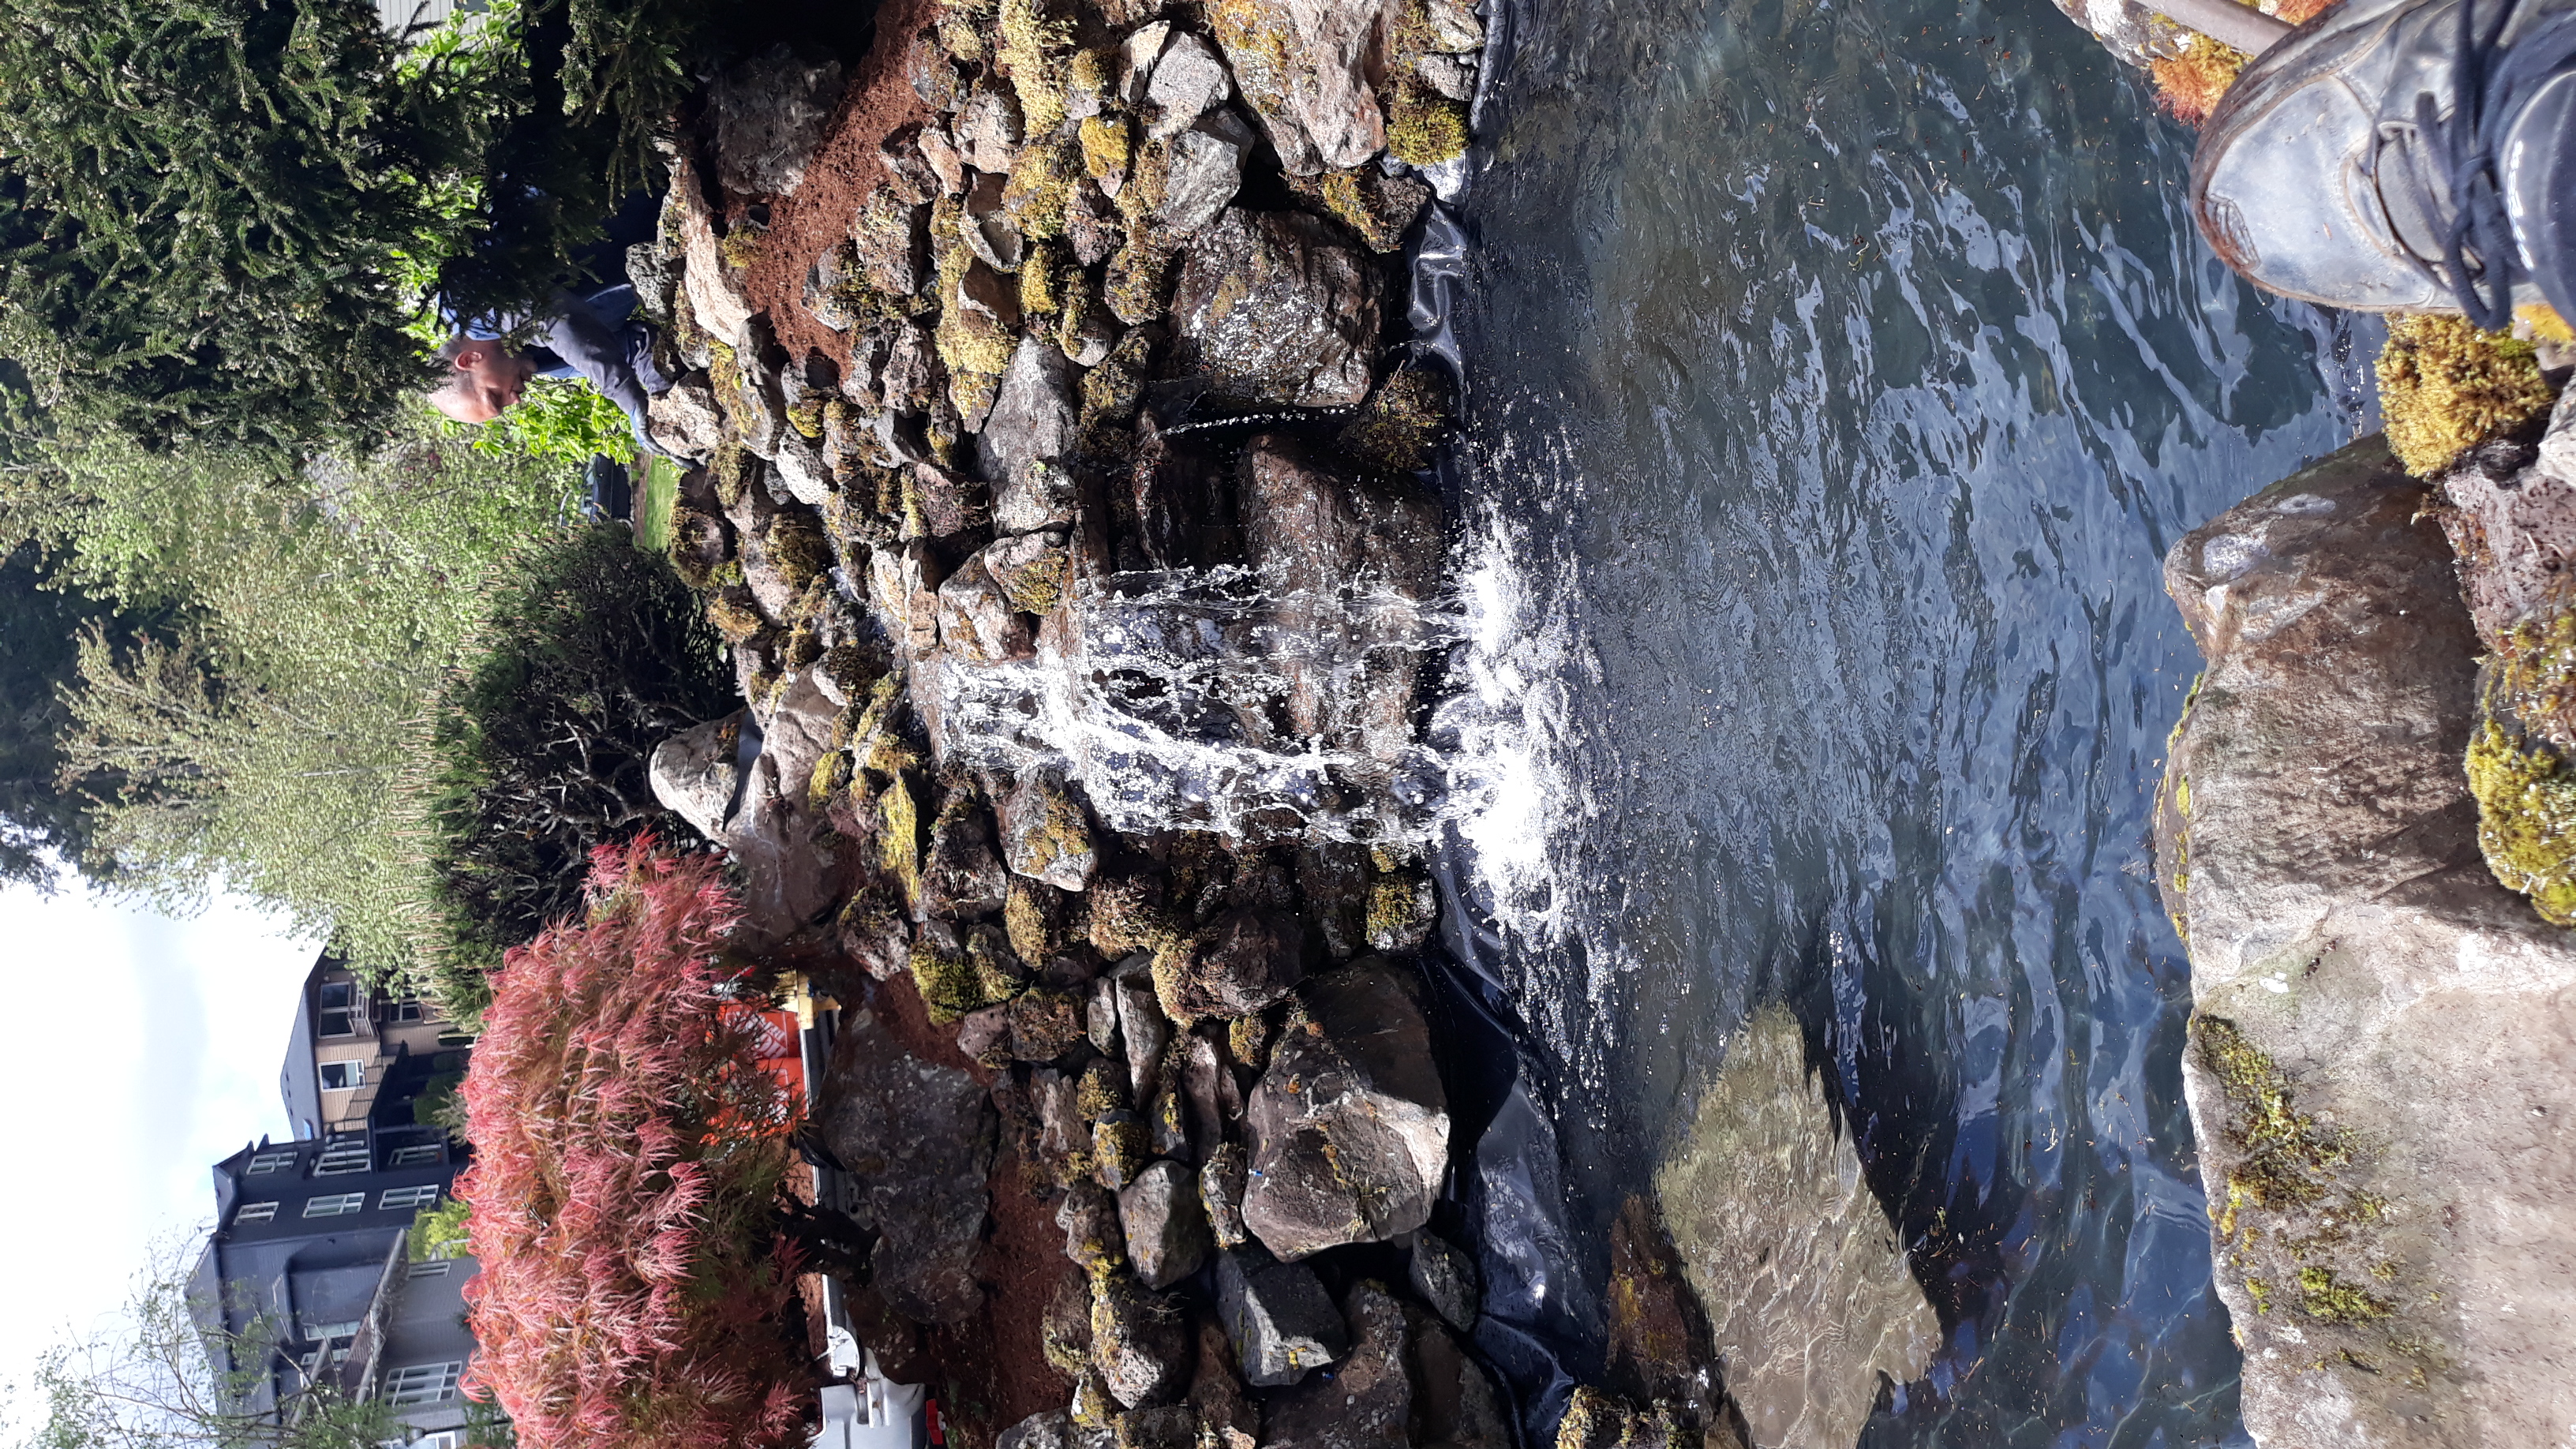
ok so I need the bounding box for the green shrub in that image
[417,524,735,1013]
[409,1196,474,1261]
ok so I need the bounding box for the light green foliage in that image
[440,376,639,469]
[410,1197,474,1261]
[23,412,582,987]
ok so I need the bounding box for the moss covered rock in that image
[2376,313,2555,478]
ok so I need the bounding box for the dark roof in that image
[278,953,330,1140]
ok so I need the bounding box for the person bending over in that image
[428,281,671,454]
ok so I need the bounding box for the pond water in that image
[1434,0,2381,1440]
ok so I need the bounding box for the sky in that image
[0,874,320,1427]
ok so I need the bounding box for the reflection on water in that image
[1436,0,2377,1440]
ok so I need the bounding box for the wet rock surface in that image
[822,1008,996,1325]
[2155,437,2576,1449]
[1241,960,1449,1260]
[1653,1003,1937,1449]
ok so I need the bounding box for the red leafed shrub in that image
[455,837,812,1449]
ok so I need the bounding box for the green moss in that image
[1088,874,1180,957]
[2466,720,2576,923]
[787,392,827,440]
[1337,365,1455,474]
[1365,872,1433,950]
[1004,878,1058,965]
[2195,1015,2360,1247]
[995,0,1074,133]
[765,511,831,593]
[2491,609,2576,755]
[1387,73,1470,166]
[938,309,1017,377]
[910,930,1023,1024]
[2376,313,2555,477]
[1003,133,1081,241]
[1018,239,1073,318]
[949,365,1003,421]
[1103,242,1174,327]
[2297,1266,2393,1324]
[711,438,756,507]
[664,503,730,590]
[1091,1115,1149,1187]
[779,620,824,672]
[1076,1057,1129,1119]
[717,219,766,271]
[1080,114,1132,182]
[1069,1368,1116,1429]
[705,586,768,642]
[997,536,1070,614]
[1228,1013,1270,1073]
[880,766,923,905]
[809,747,855,807]
[1554,1387,1636,1449]
[1294,167,1432,254]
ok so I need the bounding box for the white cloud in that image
[0,878,320,1425]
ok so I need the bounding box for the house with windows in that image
[195,953,482,1446]
[280,955,470,1141]
[192,1128,479,1446]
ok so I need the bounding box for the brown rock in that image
[1187,1318,1259,1449]
[1260,1281,1410,1449]
[1208,0,1387,174]
[938,554,1039,664]
[1152,907,1306,1023]
[1168,209,1380,406]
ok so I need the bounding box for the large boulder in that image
[1118,1159,1215,1289]
[1152,907,1306,1023]
[1167,209,1380,407]
[1239,960,1447,1259]
[1238,434,1444,768]
[648,676,846,945]
[1653,1003,1936,1449]
[712,45,845,197]
[820,1008,995,1325]
[1207,0,1387,174]
[2151,436,2576,1449]
[979,338,1080,531]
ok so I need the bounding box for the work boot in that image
[2190,0,2576,326]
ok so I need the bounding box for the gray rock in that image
[1200,1143,1249,1249]
[1241,960,1447,1260]
[1143,30,1232,138]
[964,170,1027,273]
[912,119,968,196]
[1153,122,1245,237]
[998,1410,1110,1449]
[1119,21,1174,108]
[879,317,941,414]
[803,239,861,331]
[1091,1271,1190,1408]
[979,337,1079,524]
[646,372,723,464]
[713,45,844,197]
[982,530,1073,615]
[1215,1250,1346,1388]
[951,251,1022,335]
[1110,1406,1199,1449]
[1168,209,1380,406]
[1416,51,1478,101]
[1656,1002,1937,1449]
[1239,435,1443,770]
[956,1004,1013,1066]
[955,80,1024,174]
[731,317,789,459]
[1115,971,1170,1099]
[1065,178,1126,268]
[922,789,1013,918]
[871,539,945,657]
[1420,0,1486,51]
[997,770,1098,890]
[1180,1031,1230,1157]
[880,122,941,205]
[647,712,743,840]
[1119,1159,1215,1289]
[909,27,964,111]
[1153,906,1305,1023]
[820,1007,994,1324]
[1032,1066,1089,1178]
[836,896,912,981]
[1408,1231,1479,1333]
[676,155,754,340]
[1089,974,1124,1054]
[2152,436,2576,1449]
[773,429,831,506]
[1208,0,1386,174]
[1262,1281,1410,1449]
[1044,1269,1096,1376]
[937,554,1037,665]
[852,189,930,298]
[1059,1178,1127,1274]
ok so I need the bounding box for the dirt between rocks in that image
[812,958,1072,1446]
[740,0,940,368]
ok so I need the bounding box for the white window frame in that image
[317,1061,365,1092]
[407,1258,452,1279]
[301,1319,361,1342]
[383,1361,462,1406]
[315,1140,371,1176]
[235,1201,278,1225]
[245,1151,296,1174]
[379,1185,440,1211]
[388,1144,442,1166]
[303,1193,365,1219]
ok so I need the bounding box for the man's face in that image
[432,340,532,424]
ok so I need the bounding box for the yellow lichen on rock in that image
[1080,114,1133,184]
[2466,719,2576,923]
[996,0,1076,134]
[2376,313,2555,477]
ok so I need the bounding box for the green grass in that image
[635,455,678,552]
